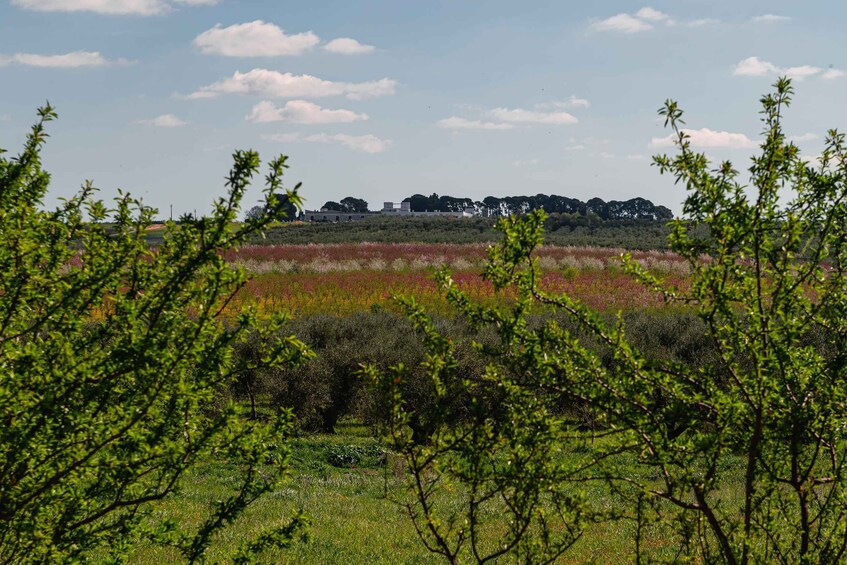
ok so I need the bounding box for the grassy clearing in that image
[128,426,745,563]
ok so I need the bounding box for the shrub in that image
[0,106,312,562]
[368,78,847,563]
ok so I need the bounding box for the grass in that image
[127,424,746,564]
[129,429,439,564]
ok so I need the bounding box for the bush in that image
[369,79,847,563]
[0,106,312,562]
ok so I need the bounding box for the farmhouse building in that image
[302,201,475,222]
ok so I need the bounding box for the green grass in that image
[129,431,439,564]
[128,428,744,563]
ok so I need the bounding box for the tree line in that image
[316,193,673,221]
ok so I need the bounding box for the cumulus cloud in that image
[135,114,187,127]
[649,128,757,149]
[437,117,514,130]
[194,21,319,57]
[263,132,391,153]
[590,13,653,33]
[590,7,717,32]
[635,7,673,23]
[323,38,375,55]
[783,65,824,80]
[245,100,368,124]
[0,50,126,68]
[753,14,791,23]
[185,69,397,100]
[512,158,540,167]
[11,0,214,15]
[488,107,578,125]
[733,56,841,81]
[733,56,781,76]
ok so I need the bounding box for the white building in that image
[302,201,475,222]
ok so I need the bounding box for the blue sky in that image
[1,0,845,216]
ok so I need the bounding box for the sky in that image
[1,0,846,217]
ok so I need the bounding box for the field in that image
[139,428,731,564]
[132,240,710,562]
[224,242,690,317]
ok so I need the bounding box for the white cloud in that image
[436,117,514,130]
[789,133,818,143]
[0,51,125,68]
[135,114,187,127]
[512,158,540,167]
[687,18,719,27]
[783,65,823,80]
[565,95,590,108]
[590,13,653,33]
[323,38,375,55]
[635,7,673,23]
[185,69,397,100]
[488,107,578,125]
[733,56,781,76]
[590,8,717,33]
[565,144,585,151]
[194,21,319,57]
[538,95,590,110]
[245,100,368,124]
[263,132,391,153]
[753,14,791,23]
[10,0,214,14]
[649,128,757,149]
[733,56,837,81]
[11,0,166,14]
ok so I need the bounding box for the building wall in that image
[302,202,475,222]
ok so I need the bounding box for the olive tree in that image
[368,79,847,563]
[0,106,312,563]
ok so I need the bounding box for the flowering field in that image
[226,243,689,317]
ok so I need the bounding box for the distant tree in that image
[321,200,342,211]
[244,204,265,221]
[267,191,299,221]
[339,196,369,213]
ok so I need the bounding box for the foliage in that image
[320,196,369,213]
[0,106,313,563]
[255,214,675,249]
[368,79,847,563]
[245,191,299,222]
[401,192,673,219]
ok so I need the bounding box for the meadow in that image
[225,242,690,317]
